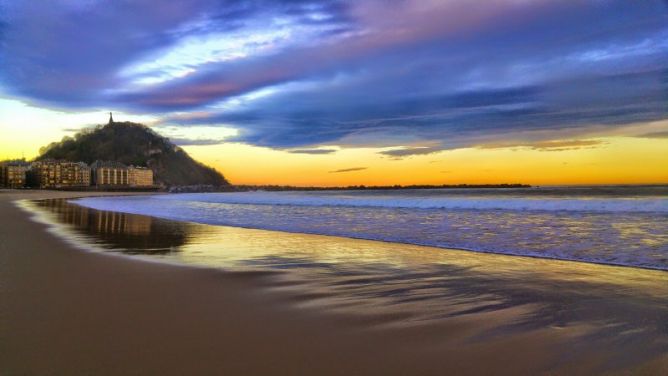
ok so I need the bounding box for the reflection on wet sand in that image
[32,199,195,254]
[25,199,668,371]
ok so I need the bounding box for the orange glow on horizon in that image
[183,136,668,186]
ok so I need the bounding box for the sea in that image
[70,185,668,270]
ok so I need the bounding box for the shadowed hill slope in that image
[37,121,229,187]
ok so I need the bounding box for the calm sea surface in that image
[72,186,668,270]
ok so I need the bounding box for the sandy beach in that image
[2,190,668,375]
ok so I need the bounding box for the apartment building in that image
[128,166,154,187]
[91,160,128,186]
[30,160,91,188]
[0,160,30,188]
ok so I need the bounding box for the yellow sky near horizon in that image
[182,136,668,186]
[1,98,667,186]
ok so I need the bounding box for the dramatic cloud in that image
[329,167,367,173]
[1,0,667,150]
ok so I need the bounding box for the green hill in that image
[37,121,229,187]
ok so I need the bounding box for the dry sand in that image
[1,190,667,375]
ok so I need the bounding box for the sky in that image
[0,0,667,185]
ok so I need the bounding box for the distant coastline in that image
[168,183,530,193]
[171,183,668,196]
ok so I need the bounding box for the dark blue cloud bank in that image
[1,0,667,151]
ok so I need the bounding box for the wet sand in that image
[2,190,668,375]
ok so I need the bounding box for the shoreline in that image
[16,196,668,299]
[68,192,668,273]
[2,190,668,374]
[47,199,668,273]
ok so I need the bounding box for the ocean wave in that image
[152,192,668,213]
[71,193,668,271]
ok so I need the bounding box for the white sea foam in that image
[150,191,668,213]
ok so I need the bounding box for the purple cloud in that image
[0,0,667,151]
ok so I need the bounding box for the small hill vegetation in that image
[38,121,229,187]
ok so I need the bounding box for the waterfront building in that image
[0,160,30,188]
[76,162,92,186]
[128,166,153,187]
[91,160,128,186]
[30,160,91,188]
